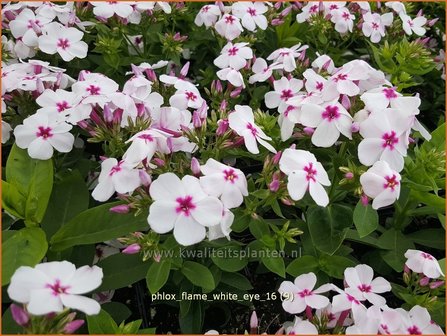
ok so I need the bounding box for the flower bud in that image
[361,194,369,206]
[250,311,258,333]
[191,157,201,176]
[153,158,165,167]
[216,119,229,136]
[122,243,141,255]
[420,276,430,286]
[64,320,85,334]
[351,122,360,133]
[341,94,351,110]
[430,280,444,289]
[303,127,315,136]
[280,6,292,17]
[139,170,152,186]
[271,18,285,26]
[110,204,130,214]
[272,151,282,165]
[230,86,243,98]
[344,172,354,180]
[269,179,280,192]
[10,304,29,327]
[219,99,228,111]
[428,18,439,27]
[180,61,190,78]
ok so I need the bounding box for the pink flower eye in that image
[36,126,53,139]
[304,162,317,182]
[247,7,256,16]
[225,15,235,24]
[246,123,258,136]
[322,105,340,121]
[384,174,399,190]
[175,195,196,216]
[57,38,70,50]
[223,169,238,183]
[46,280,69,296]
[382,131,398,150]
[227,47,239,56]
[383,88,397,99]
[280,89,294,100]
[56,101,70,112]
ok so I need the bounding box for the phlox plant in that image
[1,1,446,335]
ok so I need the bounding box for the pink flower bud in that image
[10,304,29,327]
[361,194,369,206]
[193,110,203,128]
[272,151,282,165]
[103,104,113,122]
[351,122,360,133]
[131,64,143,76]
[110,204,130,214]
[419,276,430,286]
[250,311,258,332]
[153,158,165,167]
[344,172,354,180]
[303,127,315,136]
[404,264,411,274]
[289,143,296,149]
[274,1,282,9]
[139,170,152,186]
[216,119,229,136]
[428,18,439,27]
[280,198,294,206]
[280,6,292,17]
[113,109,123,125]
[153,253,161,263]
[219,100,228,111]
[191,157,201,176]
[122,243,141,255]
[145,69,157,82]
[269,179,280,192]
[64,320,85,334]
[180,62,190,78]
[341,95,351,110]
[416,9,423,17]
[429,280,444,289]
[230,87,243,98]
[271,18,285,26]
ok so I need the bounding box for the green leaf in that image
[146,259,171,294]
[286,255,319,277]
[220,272,253,290]
[50,202,147,251]
[96,254,149,291]
[139,328,157,334]
[249,217,270,240]
[181,261,215,291]
[319,255,356,279]
[120,320,142,334]
[378,228,415,272]
[307,204,353,255]
[5,144,53,226]
[2,307,23,334]
[353,201,379,238]
[2,181,26,219]
[407,229,445,250]
[179,301,203,334]
[211,245,248,272]
[87,309,118,334]
[2,228,48,285]
[262,252,285,277]
[102,302,132,324]
[41,171,89,239]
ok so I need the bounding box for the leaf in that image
[5,144,53,226]
[50,202,147,251]
[179,301,203,334]
[407,229,445,250]
[262,252,285,277]
[378,228,415,272]
[286,255,319,277]
[249,217,270,240]
[2,227,48,285]
[139,328,157,334]
[120,320,142,334]
[146,259,171,294]
[220,272,253,290]
[307,204,353,255]
[87,309,118,334]
[2,181,26,219]
[96,254,149,291]
[211,245,248,272]
[319,255,356,279]
[353,201,379,238]
[181,261,215,291]
[102,302,132,324]
[41,171,90,239]
[2,307,23,334]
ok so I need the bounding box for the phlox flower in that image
[322,2,347,16]
[148,173,223,246]
[216,68,245,88]
[360,160,401,209]
[385,1,407,15]
[36,89,78,117]
[312,54,335,74]
[330,7,355,34]
[91,158,141,202]
[284,317,318,335]
[279,149,331,206]
[8,261,103,315]
[214,42,253,71]
[265,77,303,113]
[300,101,352,147]
[9,8,52,48]
[345,306,381,335]
[194,4,221,27]
[404,249,445,279]
[228,105,276,154]
[199,158,248,209]
[169,80,204,110]
[231,2,268,31]
[267,44,308,72]
[278,105,302,141]
[397,306,444,335]
[362,12,394,43]
[135,2,171,14]
[91,1,134,19]
[214,14,243,41]
[278,272,332,314]
[400,14,427,36]
[123,129,170,167]
[249,58,283,84]
[14,112,74,160]
[329,60,370,96]
[296,2,321,23]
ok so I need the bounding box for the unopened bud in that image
[420,276,430,286]
[250,311,258,333]
[122,243,141,255]
[216,119,229,136]
[110,204,130,214]
[272,151,282,165]
[430,280,444,289]
[344,172,354,180]
[271,18,285,26]
[180,61,190,78]
[230,86,243,98]
[361,194,369,206]
[64,320,85,334]
[351,122,360,133]
[10,304,29,327]
[191,157,201,176]
[269,179,280,192]
[428,18,439,27]
[341,95,351,110]
[303,127,315,136]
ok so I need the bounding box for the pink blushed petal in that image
[60,294,101,315]
[305,294,330,309]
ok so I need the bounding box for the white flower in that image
[91,1,134,19]
[208,208,234,241]
[267,44,308,72]
[232,2,268,31]
[228,105,276,154]
[214,42,253,71]
[249,58,283,84]
[38,23,88,62]
[148,173,223,246]
[123,129,170,167]
[360,161,401,210]
[169,80,204,110]
[215,14,243,41]
[316,303,352,329]
[216,68,245,88]
[284,317,318,335]
[300,101,352,147]
[91,158,141,202]
[14,113,74,160]
[279,149,331,206]
[278,272,331,314]
[362,12,394,43]
[358,109,409,172]
[397,305,445,335]
[9,8,52,48]
[331,7,355,33]
[265,77,303,113]
[344,264,391,306]
[330,60,370,96]
[345,306,381,335]
[194,4,221,27]
[331,286,365,321]
[404,249,445,279]
[199,158,248,209]
[7,261,103,315]
[400,14,427,36]
[385,1,407,15]
[296,2,321,23]
[36,89,78,117]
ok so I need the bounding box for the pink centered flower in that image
[175,195,196,216]
[405,249,445,279]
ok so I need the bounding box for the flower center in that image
[227,46,239,56]
[309,4,319,13]
[383,88,397,99]
[246,123,258,136]
[185,91,197,101]
[27,19,41,29]
[407,326,422,335]
[329,4,338,10]
[202,5,209,12]
[421,252,434,260]
[46,280,69,296]
[56,101,70,112]
[225,15,235,24]
[372,22,380,30]
[408,20,414,27]
[86,85,101,95]
[334,73,348,82]
[347,294,360,305]
[223,169,238,183]
[138,134,154,142]
[304,162,317,182]
[297,289,313,298]
[175,195,196,216]
[280,89,294,101]
[109,162,122,176]
[36,126,53,139]
[57,38,70,50]
[357,284,372,293]
[247,7,256,16]
[316,82,324,91]
[342,12,350,20]
[384,174,399,190]
[322,105,340,121]
[382,131,398,150]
